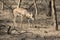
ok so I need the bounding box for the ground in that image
[0,23,60,40]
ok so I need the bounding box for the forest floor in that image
[0,23,60,40]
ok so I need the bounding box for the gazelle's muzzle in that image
[30,17,34,20]
[32,18,34,20]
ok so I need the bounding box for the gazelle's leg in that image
[28,19,30,28]
[20,15,23,30]
[13,12,17,29]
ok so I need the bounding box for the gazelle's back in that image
[13,8,27,14]
[13,8,34,20]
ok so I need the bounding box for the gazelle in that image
[12,0,34,30]
[13,7,34,27]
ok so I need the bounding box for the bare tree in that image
[33,0,38,19]
[51,0,58,30]
[17,0,21,8]
[1,0,4,10]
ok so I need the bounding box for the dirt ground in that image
[0,23,60,40]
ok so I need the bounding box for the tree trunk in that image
[2,0,4,10]
[51,0,58,30]
[33,0,38,19]
[17,0,21,8]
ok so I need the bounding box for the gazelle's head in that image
[26,12,34,20]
